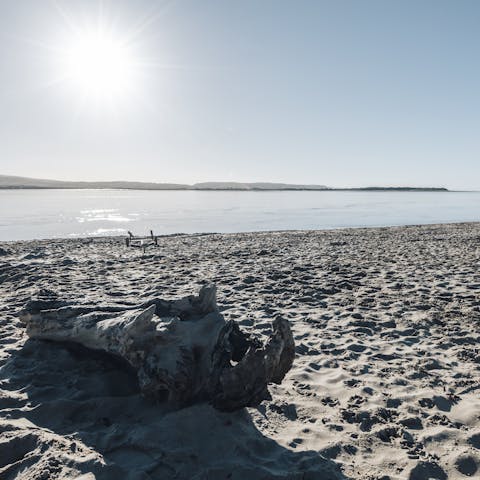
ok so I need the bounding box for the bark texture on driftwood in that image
[19,285,294,411]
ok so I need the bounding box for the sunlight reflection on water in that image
[1,189,479,240]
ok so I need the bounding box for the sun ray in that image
[8,1,199,115]
[121,0,178,44]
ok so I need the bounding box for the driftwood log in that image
[19,285,295,411]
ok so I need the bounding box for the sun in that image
[39,4,167,110]
[63,29,136,101]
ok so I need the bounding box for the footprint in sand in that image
[454,455,479,477]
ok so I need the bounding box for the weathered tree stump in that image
[19,285,294,411]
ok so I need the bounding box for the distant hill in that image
[191,182,328,190]
[0,176,328,191]
[0,175,189,190]
[334,186,449,192]
[0,175,448,192]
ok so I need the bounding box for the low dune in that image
[0,223,479,479]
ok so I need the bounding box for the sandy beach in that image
[1,223,479,480]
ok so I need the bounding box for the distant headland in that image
[0,175,449,192]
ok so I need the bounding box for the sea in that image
[1,189,479,241]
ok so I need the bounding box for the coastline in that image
[0,174,449,191]
[1,222,480,479]
[0,186,450,192]
[1,220,480,244]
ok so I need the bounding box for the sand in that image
[0,223,479,480]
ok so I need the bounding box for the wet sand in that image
[1,223,479,479]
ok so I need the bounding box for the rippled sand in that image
[1,223,479,479]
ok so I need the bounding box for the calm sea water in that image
[1,189,479,241]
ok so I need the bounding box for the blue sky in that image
[0,0,479,189]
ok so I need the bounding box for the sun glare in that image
[41,5,166,110]
[63,30,135,100]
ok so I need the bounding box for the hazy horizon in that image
[0,173,455,190]
[1,1,480,189]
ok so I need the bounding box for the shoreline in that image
[0,176,450,191]
[2,220,480,244]
[0,187,452,191]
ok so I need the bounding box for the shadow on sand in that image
[0,339,350,480]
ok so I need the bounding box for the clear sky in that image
[0,0,479,189]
